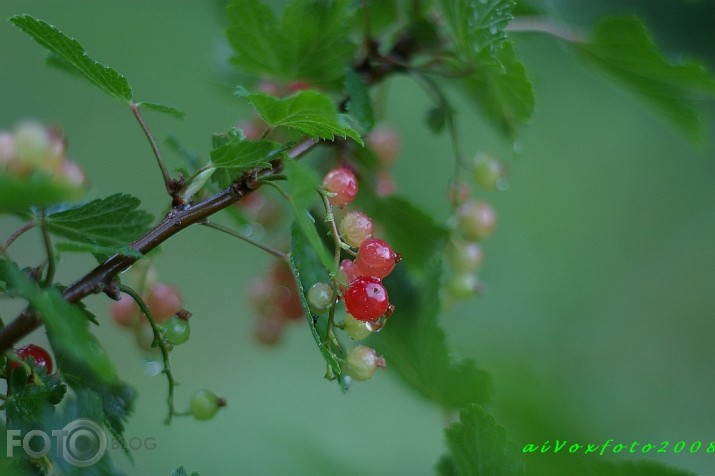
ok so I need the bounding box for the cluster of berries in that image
[109,266,191,350]
[445,152,505,300]
[0,121,86,188]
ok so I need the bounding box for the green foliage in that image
[438,404,525,476]
[289,225,344,381]
[137,102,185,119]
[284,160,336,274]
[10,15,133,102]
[577,16,715,141]
[344,69,374,131]
[209,129,283,172]
[0,172,85,214]
[5,372,66,425]
[237,89,363,144]
[0,260,118,382]
[226,0,356,87]
[45,193,153,254]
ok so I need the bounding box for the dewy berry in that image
[340,211,374,248]
[13,344,54,375]
[345,345,386,381]
[344,276,390,322]
[472,152,506,189]
[455,200,496,241]
[307,282,333,312]
[354,238,399,279]
[343,314,372,340]
[162,316,191,346]
[340,259,359,287]
[322,167,358,207]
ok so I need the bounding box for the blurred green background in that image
[1,1,714,475]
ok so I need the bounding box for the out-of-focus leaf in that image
[345,69,374,131]
[137,102,185,119]
[577,16,715,141]
[0,172,85,215]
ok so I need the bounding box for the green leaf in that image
[137,102,186,119]
[283,160,337,275]
[0,171,85,215]
[6,373,67,425]
[426,105,450,134]
[355,0,398,36]
[209,132,283,171]
[10,15,132,102]
[345,69,374,131]
[439,404,525,476]
[226,0,356,87]
[0,260,118,382]
[237,89,363,144]
[437,0,515,61]
[45,193,153,251]
[289,225,345,381]
[577,16,715,141]
[459,40,534,138]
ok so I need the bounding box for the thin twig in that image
[40,210,55,286]
[201,221,288,260]
[120,284,178,425]
[320,191,343,352]
[130,103,175,197]
[1,220,36,254]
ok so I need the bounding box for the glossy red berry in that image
[13,344,53,375]
[322,168,358,207]
[344,276,389,322]
[339,211,374,248]
[340,259,359,287]
[354,238,398,279]
[455,200,496,241]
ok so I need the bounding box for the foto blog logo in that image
[6,419,108,467]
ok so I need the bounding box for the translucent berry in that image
[367,126,401,168]
[254,315,285,346]
[472,152,506,189]
[376,171,397,197]
[12,344,53,375]
[345,345,386,381]
[307,282,333,312]
[344,276,389,322]
[354,238,398,279]
[455,200,496,241]
[323,168,358,207]
[144,283,183,324]
[343,314,372,340]
[0,132,16,166]
[445,274,481,299]
[162,317,191,346]
[111,293,140,327]
[271,261,303,320]
[340,259,359,287]
[446,241,484,273]
[340,211,374,248]
[190,389,225,421]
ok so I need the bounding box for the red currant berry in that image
[472,152,506,189]
[345,345,386,381]
[344,276,389,322]
[322,168,358,207]
[455,200,496,241]
[446,241,484,273]
[13,344,53,375]
[110,293,140,328]
[354,238,398,279]
[190,389,226,421]
[340,259,359,287]
[307,282,333,312]
[367,126,401,168]
[339,211,374,248]
[144,283,183,324]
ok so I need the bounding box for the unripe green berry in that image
[343,314,372,340]
[339,211,374,248]
[445,273,480,300]
[455,200,496,241]
[472,152,505,189]
[345,345,385,381]
[446,241,484,273]
[190,389,225,421]
[307,282,333,312]
[162,317,191,345]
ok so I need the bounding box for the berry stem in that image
[39,209,56,286]
[200,220,288,260]
[320,191,344,352]
[120,284,178,425]
[130,102,176,200]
